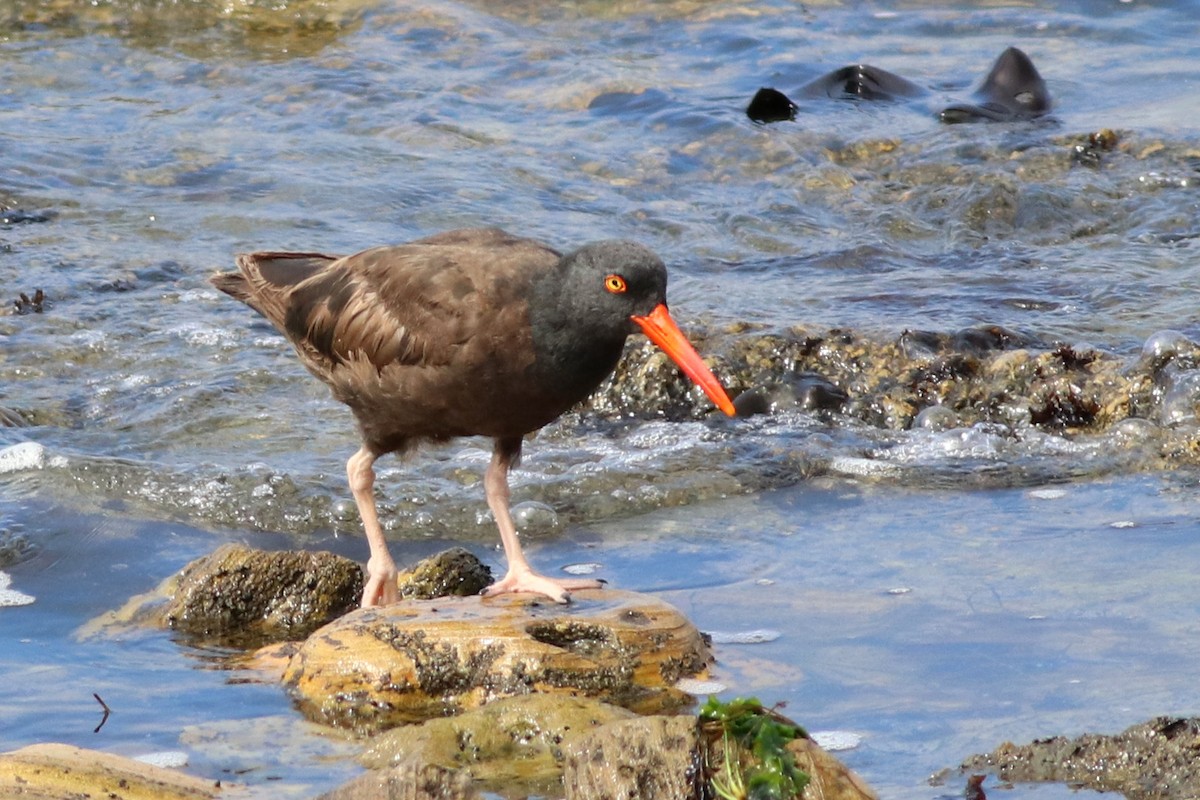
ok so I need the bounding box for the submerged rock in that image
[315,760,480,800]
[961,716,1200,799]
[283,589,711,735]
[0,743,221,799]
[362,694,636,793]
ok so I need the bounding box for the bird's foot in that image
[481,569,604,604]
[360,555,399,608]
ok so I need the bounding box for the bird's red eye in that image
[604,274,627,294]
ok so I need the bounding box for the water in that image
[3,0,1200,797]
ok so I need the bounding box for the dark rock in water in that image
[953,325,1036,355]
[746,47,1051,125]
[0,406,26,427]
[1071,128,1120,168]
[800,64,926,102]
[734,371,848,417]
[0,209,53,226]
[939,47,1051,123]
[961,716,1200,799]
[10,289,44,315]
[162,543,363,645]
[747,87,797,123]
[900,326,1035,360]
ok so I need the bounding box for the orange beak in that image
[631,304,736,417]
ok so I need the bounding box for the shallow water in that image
[4,0,1200,797]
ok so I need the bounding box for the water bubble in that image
[1160,368,1200,426]
[913,405,959,431]
[1142,330,1191,362]
[511,501,561,536]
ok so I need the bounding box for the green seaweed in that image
[700,696,810,800]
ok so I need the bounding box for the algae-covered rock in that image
[79,543,362,647]
[563,714,704,800]
[397,546,492,600]
[314,759,480,800]
[362,694,635,793]
[284,589,711,734]
[83,546,498,649]
[161,543,363,645]
[0,743,222,799]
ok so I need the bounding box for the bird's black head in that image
[526,240,667,401]
[556,239,668,334]
[528,239,735,417]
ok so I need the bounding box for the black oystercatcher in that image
[211,228,736,607]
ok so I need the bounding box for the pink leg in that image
[480,437,603,603]
[347,446,398,607]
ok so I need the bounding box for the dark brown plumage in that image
[212,227,734,606]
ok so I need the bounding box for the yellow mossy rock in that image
[283,589,712,734]
[0,743,221,799]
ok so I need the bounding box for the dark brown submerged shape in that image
[211,227,735,607]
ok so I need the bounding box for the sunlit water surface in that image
[3,0,1200,797]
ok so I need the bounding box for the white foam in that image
[133,751,189,768]
[0,571,35,607]
[810,730,862,751]
[707,629,781,645]
[0,442,46,474]
[674,677,727,695]
[562,562,602,575]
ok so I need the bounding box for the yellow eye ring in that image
[604,274,627,294]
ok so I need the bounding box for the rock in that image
[161,543,362,645]
[283,589,711,734]
[83,546,499,650]
[961,716,1200,799]
[362,694,635,793]
[561,711,879,800]
[0,743,222,799]
[563,714,704,800]
[313,759,479,800]
[397,546,492,600]
[788,737,880,800]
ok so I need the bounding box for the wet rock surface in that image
[85,545,500,648]
[961,716,1200,799]
[283,589,712,735]
[563,714,704,800]
[595,323,1200,460]
[362,694,636,794]
[315,760,480,800]
[162,543,362,644]
[0,743,222,799]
